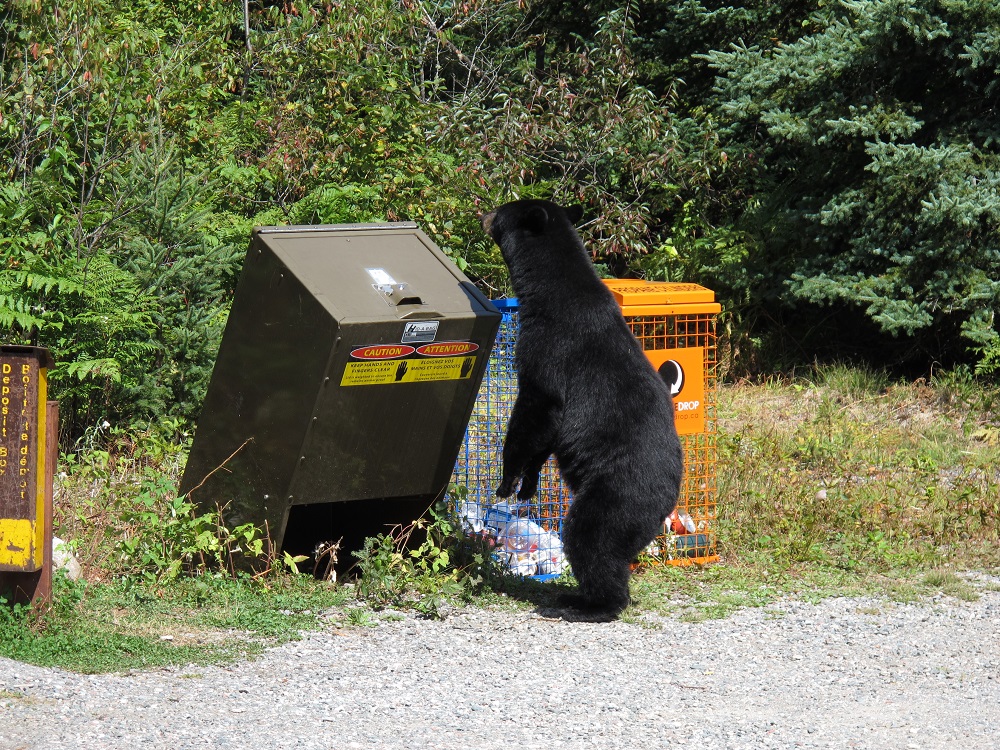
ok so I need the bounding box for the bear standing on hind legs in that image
[481,198,684,622]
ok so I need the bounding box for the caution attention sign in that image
[340,342,478,386]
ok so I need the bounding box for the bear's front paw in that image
[517,473,539,500]
[496,477,517,498]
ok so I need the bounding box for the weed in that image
[345,608,379,627]
[115,490,268,582]
[813,362,889,400]
[921,570,980,602]
[54,422,288,581]
[855,606,885,616]
[353,497,503,618]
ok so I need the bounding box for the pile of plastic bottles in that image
[456,500,567,577]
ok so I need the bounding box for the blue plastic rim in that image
[490,297,519,312]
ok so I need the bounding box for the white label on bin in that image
[366,268,397,286]
[401,320,439,344]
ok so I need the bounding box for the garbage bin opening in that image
[282,498,432,578]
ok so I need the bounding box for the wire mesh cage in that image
[450,283,721,576]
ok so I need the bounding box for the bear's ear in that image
[522,205,549,234]
[563,204,584,225]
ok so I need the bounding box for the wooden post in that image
[0,346,56,607]
[34,400,59,604]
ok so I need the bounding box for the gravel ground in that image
[2,577,998,750]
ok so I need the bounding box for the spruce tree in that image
[706,0,1000,366]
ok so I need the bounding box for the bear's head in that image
[480,199,584,251]
[480,199,592,295]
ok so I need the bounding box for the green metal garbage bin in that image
[180,223,500,564]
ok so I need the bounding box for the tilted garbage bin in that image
[181,224,500,563]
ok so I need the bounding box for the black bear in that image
[481,198,683,621]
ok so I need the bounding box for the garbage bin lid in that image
[602,280,722,314]
[254,224,492,321]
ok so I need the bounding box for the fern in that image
[66,358,123,382]
[0,277,48,332]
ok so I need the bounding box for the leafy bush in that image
[354,497,501,618]
[0,0,245,438]
[54,420,286,581]
[114,484,266,582]
[433,6,735,290]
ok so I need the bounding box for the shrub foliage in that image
[2,0,998,440]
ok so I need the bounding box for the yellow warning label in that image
[340,356,477,386]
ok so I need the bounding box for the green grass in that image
[621,554,989,624]
[716,364,1000,575]
[0,573,349,673]
[921,569,980,601]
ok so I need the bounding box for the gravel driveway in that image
[2,579,998,750]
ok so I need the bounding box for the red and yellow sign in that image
[416,342,479,357]
[341,341,479,386]
[350,344,416,360]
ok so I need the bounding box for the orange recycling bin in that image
[603,280,721,565]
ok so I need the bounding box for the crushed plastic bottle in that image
[479,502,567,576]
[504,550,539,576]
[536,534,567,575]
[482,501,521,532]
[499,518,544,552]
[456,499,486,534]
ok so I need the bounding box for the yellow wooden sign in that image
[0,349,50,572]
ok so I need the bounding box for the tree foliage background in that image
[706,0,1000,368]
[1,0,998,441]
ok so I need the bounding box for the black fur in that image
[481,199,683,621]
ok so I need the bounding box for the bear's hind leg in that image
[558,551,632,621]
[559,502,634,620]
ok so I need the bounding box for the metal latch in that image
[374,282,424,307]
